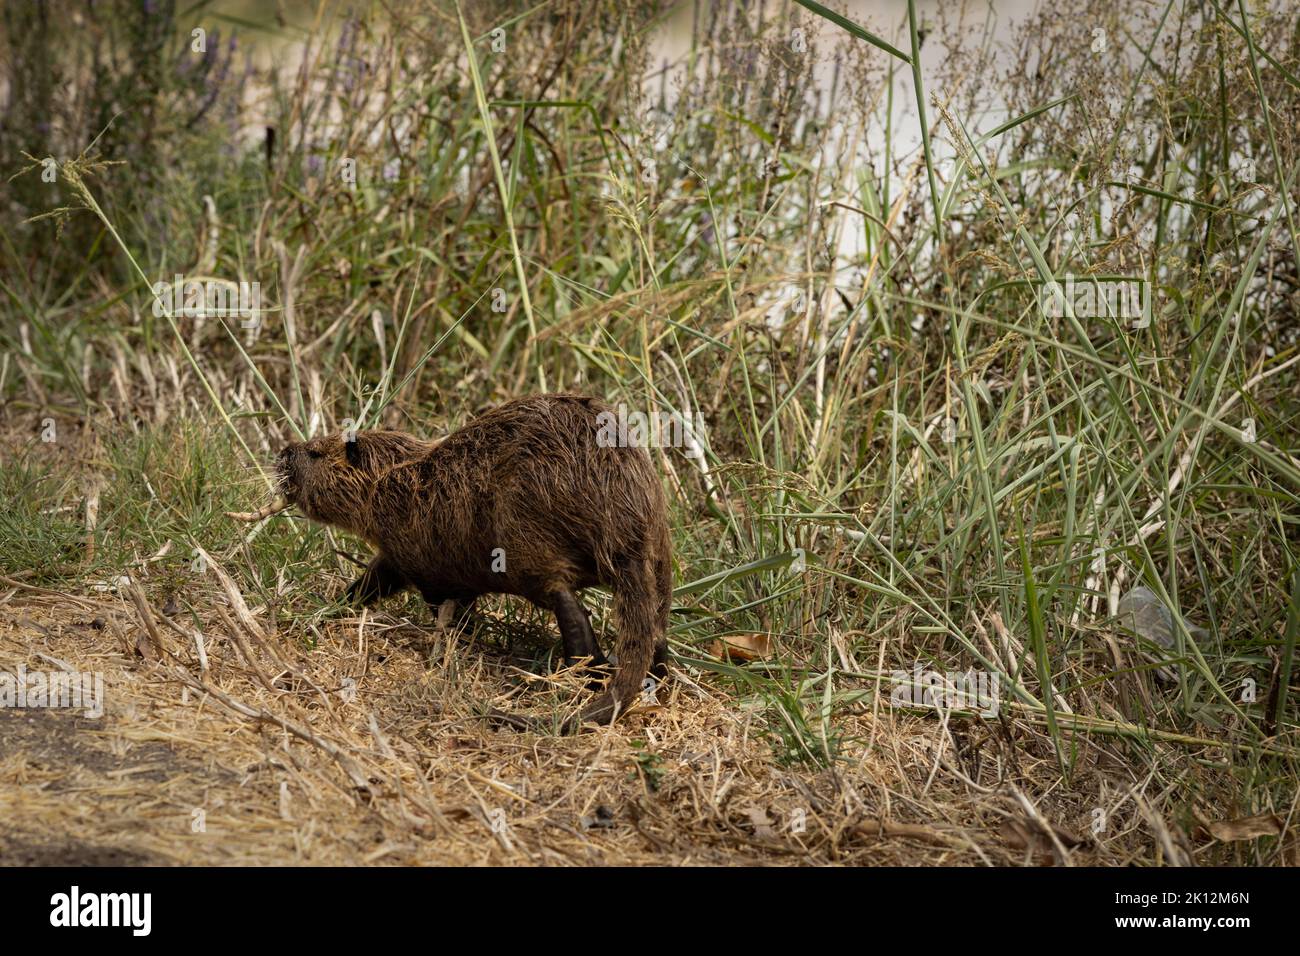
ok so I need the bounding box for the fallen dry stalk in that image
[854,818,966,848]
[167,663,377,795]
[225,499,290,522]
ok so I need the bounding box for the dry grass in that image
[4,556,1289,866]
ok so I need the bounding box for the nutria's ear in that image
[345,433,362,467]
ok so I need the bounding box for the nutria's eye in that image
[307,449,323,460]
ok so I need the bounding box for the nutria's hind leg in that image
[551,589,608,680]
[345,555,408,606]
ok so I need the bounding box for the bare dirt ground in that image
[4,567,1277,867]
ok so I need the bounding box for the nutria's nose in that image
[275,446,297,476]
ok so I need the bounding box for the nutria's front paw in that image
[345,555,409,606]
[342,576,369,605]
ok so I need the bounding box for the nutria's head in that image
[276,429,431,534]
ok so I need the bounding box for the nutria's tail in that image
[576,537,671,729]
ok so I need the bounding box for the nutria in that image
[274,393,673,728]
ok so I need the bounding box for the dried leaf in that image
[128,583,163,661]
[707,633,772,662]
[1206,813,1284,842]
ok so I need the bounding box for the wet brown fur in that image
[277,394,673,729]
